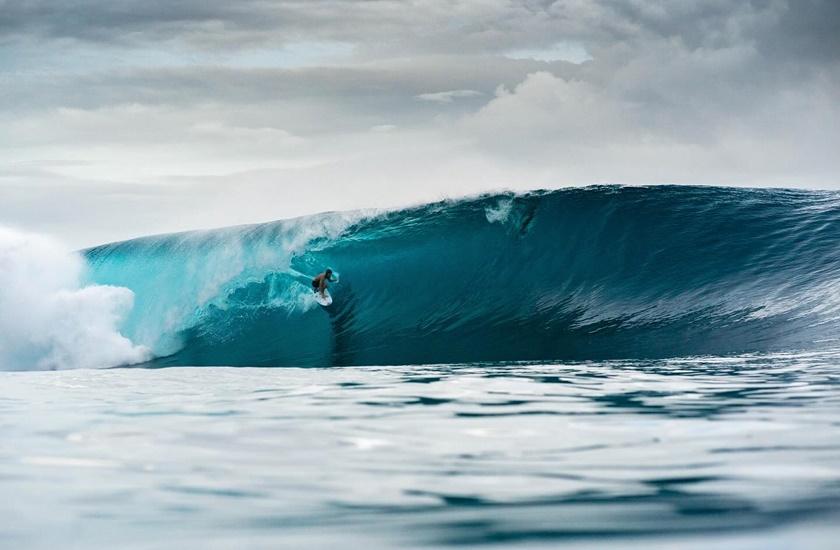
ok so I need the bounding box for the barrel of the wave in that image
[82,218,347,367]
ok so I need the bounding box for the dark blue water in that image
[84,186,840,367]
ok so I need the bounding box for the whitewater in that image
[3,185,840,548]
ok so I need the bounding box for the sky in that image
[1,0,838,247]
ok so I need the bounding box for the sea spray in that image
[0,227,148,370]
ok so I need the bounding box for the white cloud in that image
[415,89,484,103]
[505,42,592,64]
[370,124,397,132]
[463,72,629,147]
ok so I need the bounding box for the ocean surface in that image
[3,186,840,548]
[4,354,840,549]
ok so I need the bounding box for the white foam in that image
[0,227,150,371]
[485,198,514,224]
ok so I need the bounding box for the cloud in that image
[505,42,592,64]
[415,89,483,103]
[0,0,838,246]
[459,67,839,185]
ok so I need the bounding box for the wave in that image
[0,227,149,371]
[69,185,840,368]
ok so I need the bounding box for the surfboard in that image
[314,289,333,307]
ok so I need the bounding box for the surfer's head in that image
[325,268,333,280]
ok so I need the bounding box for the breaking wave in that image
[0,227,149,370]
[72,185,840,368]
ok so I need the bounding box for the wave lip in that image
[75,185,840,368]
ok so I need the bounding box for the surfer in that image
[312,269,334,298]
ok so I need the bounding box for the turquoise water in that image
[4,351,840,548]
[83,186,840,367]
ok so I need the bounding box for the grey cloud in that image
[0,0,499,50]
[2,1,830,60]
[3,1,836,139]
[0,1,275,44]
[1,55,572,131]
[756,0,840,63]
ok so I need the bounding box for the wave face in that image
[84,186,840,367]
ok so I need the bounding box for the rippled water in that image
[3,351,840,548]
